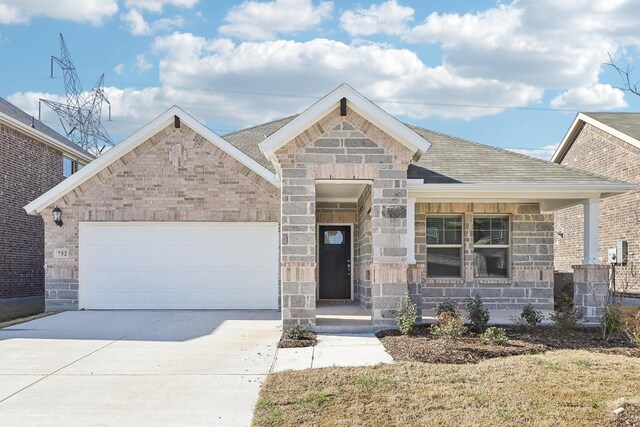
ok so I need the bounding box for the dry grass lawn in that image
[253,350,640,427]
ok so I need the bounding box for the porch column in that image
[583,198,600,264]
[280,168,317,328]
[407,197,416,265]
[370,172,410,325]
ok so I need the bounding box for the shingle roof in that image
[221,115,623,185]
[223,116,296,173]
[0,97,93,159]
[582,112,640,142]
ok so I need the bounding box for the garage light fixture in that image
[52,206,63,227]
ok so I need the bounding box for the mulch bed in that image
[377,325,640,364]
[616,404,640,427]
[278,331,317,348]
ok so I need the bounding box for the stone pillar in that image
[407,264,424,318]
[370,171,411,324]
[280,168,317,328]
[573,264,609,325]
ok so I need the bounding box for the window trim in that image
[63,156,83,178]
[472,214,511,279]
[425,214,464,279]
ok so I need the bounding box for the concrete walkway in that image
[0,310,281,427]
[271,333,393,372]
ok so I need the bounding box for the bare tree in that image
[607,52,640,96]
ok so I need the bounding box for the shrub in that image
[550,305,583,334]
[601,306,623,340]
[395,293,417,335]
[430,311,467,340]
[625,311,640,348]
[466,295,490,332]
[520,303,544,327]
[436,298,459,317]
[284,325,307,340]
[481,327,508,345]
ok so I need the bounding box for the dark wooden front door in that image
[319,225,351,299]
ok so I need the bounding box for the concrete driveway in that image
[0,310,281,426]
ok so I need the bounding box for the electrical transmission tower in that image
[39,33,113,154]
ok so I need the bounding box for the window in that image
[63,157,83,177]
[473,216,510,278]
[426,216,463,278]
[63,157,74,177]
[324,230,345,245]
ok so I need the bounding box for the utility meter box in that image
[616,240,628,265]
[607,247,617,264]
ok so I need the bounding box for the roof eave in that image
[0,111,94,163]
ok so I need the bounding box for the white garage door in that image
[79,222,279,309]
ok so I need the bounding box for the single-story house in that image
[553,112,640,296]
[24,85,634,327]
[0,97,93,321]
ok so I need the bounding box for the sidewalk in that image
[271,333,393,373]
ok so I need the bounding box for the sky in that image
[2,0,640,159]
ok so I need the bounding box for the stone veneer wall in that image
[416,202,554,311]
[356,185,372,308]
[555,122,640,293]
[276,106,415,326]
[43,123,280,310]
[315,201,359,300]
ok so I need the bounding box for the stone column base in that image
[572,264,609,325]
[370,263,414,325]
[281,262,317,328]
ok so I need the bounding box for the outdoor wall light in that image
[52,206,63,227]
[555,229,564,238]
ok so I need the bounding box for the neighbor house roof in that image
[552,112,640,163]
[0,97,94,162]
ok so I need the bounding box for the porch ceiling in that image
[316,182,368,202]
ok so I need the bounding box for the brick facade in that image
[555,122,640,293]
[42,123,280,310]
[416,202,554,311]
[0,122,65,319]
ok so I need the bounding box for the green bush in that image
[395,294,417,335]
[436,298,459,316]
[466,295,490,332]
[284,325,307,340]
[520,303,544,327]
[601,306,623,340]
[430,311,467,340]
[481,327,508,345]
[550,306,583,334]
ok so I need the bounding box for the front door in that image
[318,225,351,299]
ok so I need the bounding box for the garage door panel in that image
[79,222,279,309]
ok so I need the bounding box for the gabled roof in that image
[552,112,640,163]
[0,97,93,162]
[259,84,430,174]
[24,106,279,215]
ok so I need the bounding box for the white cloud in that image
[550,84,627,111]
[340,0,414,37]
[219,0,333,41]
[507,144,558,161]
[121,8,184,35]
[135,54,153,72]
[124,0,197,13]
[403,0,640,92]
[0,0,117,25]
[114,64,125,75]
[121,9,150,35]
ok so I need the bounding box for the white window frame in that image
[425,214,464,279]
[473,214,511,279]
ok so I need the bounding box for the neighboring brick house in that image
[553,113,640,295]
[24,85,632,327]
[0,97,93,320]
